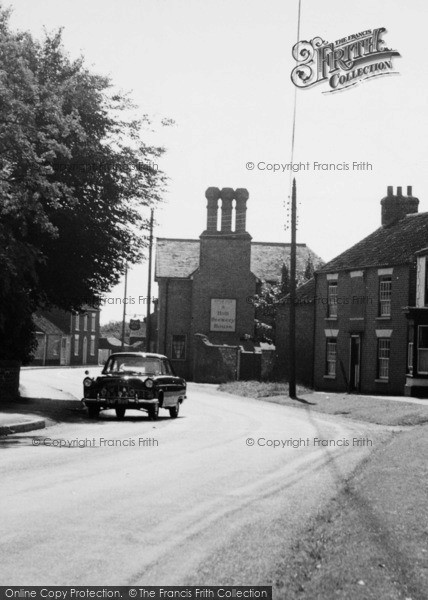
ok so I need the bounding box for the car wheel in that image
[115,407,126,419]
[169,402,180,419]
[148,403,159,420]
[87,405,100,419]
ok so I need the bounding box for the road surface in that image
[1,368,388,591]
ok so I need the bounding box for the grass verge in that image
[271,425,428,600]
[218,381,428,426]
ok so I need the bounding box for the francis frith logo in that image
[291,28,400,93]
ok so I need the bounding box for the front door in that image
[350,335,361,391]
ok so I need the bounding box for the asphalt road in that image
[1,368,388,590]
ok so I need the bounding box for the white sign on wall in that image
[210,299,236,332]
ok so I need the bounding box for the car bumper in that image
[83,397,158,410]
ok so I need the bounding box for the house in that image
[32,305,101,366]
[278,185,428,396]
[155,186,321,380]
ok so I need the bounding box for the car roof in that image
[108,352,168,360]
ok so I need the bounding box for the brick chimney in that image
[381,185,419,227]
[202,187,250,236]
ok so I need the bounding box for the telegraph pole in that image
[121,266,128,351]
[289,178,297,398]
[145,208,154,352]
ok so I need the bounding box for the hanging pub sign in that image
[210,299,236,332]
[129,318,141,331]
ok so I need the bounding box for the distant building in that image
[278,185,428,397]
[32,305,100,366]
[155,187,321,380]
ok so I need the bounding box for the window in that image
[83,314,88,331]
[418,326,428,374]
[90,335,95,356]
[377,339,390,380]
[325,339,337,377]
[379,277,392,316]
[91,313,97,332]
[408,342,414,374]
[425,257,428,307]
[171,335,186,360]
[75,314,80,331]
[327,282,338,318]
[74,334,79,356]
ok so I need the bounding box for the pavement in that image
[0,412,46,435]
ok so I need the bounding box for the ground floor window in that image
[418,326,428,374]
[90,335,96,356]
[377,339,390,380]
[74,334,79,356]
[171,335,186,360]
[326,338,337,377]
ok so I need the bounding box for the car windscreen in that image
[104,357,162,374]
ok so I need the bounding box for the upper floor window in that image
[75,314,80,331]
[425,257,428,306]
[379,277,392,317]
[83,314,88,331]
[91,313,97,332]
[327,282,338,318]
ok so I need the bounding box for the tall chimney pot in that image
[407,185,413,196]
[397,186,402,196]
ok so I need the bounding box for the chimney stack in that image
[381,185,419,227]
[202,187,249,235]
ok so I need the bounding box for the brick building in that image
[32,305,100,366]
[280,185,428,396]
[155,187,320,380]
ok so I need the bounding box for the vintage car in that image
[82,352,186,419]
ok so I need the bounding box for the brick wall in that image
[276,302,315,386]
[314,265,411,395]
[193,334,239,383]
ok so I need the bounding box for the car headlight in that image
[144,378,154,389]
[83,377,93,387]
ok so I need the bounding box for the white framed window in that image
[171,335,186,360]
[379,277,392,316]
[91,313,97,332]
[327,282,338,318]
[74,334,79,356]
[75,314,80,331]
[83,314,88,331]
[377,339,390,380]
[417,326,428,374]
[90,335,95,356]
[326,338,337,377]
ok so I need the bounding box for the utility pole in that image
[289,178,297,398]
[121,266,128,351]
[146,208,154,352]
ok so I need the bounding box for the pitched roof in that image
[155,238,322,281]
[318,212,428,273]
[33,314,66,336]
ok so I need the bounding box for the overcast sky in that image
[7,0,428,323]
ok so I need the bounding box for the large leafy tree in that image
[0,7,167,361]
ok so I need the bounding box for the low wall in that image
[193,334,239,383]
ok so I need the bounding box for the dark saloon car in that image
[82,352,186,419]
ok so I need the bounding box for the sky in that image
[6,0,428,323]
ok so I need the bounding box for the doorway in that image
[350,335,361,392]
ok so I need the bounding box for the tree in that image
[0,7,167,361]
